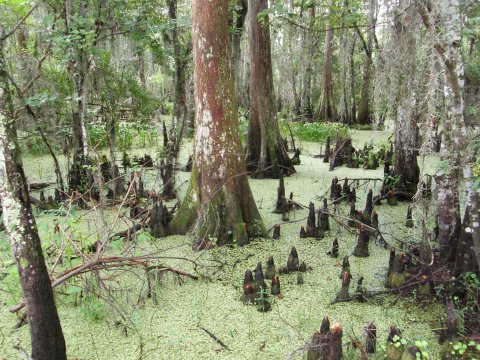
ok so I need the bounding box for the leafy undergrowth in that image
[0,131,445,359]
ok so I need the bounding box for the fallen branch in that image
[9,256,198,313]
[200,327,229,350]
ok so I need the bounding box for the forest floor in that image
[0,130,444,359]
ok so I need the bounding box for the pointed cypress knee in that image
[405,206,414,228]
[353,226,370,257]
[335,270,352,301]
[274,171,287,214]
[363,189,373,223]
[328,323,343,360]
[242,270,255,304]
[271,275,281,296]
[355,277,365,302]
[287,246,299,272]
[150,201,168,238]
[185,155,193,172]
[291,148,301,165]
[323,136,331,163]
[365,322,376,354]
[265,256,276,280]
[329,238,339,258]
[307,202,316,237]
[371,210,379,229]
[273,224,281,240]
[342,178,351,198]
[254,262,267,291]
[300,226,307,238]
[319,198,330,232]
[307,316,331,360]
[340,256,350,279]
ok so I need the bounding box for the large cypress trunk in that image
[170,0,268,249]
[245,0,295,178]
[0,40,67,360]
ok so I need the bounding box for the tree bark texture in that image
[245,0,295,178]
[170,0,268,249]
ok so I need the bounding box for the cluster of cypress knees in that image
[306,317,429,360]
[241,247,309,312]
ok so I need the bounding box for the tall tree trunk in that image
[417,0,478,266]
[68,0,91,194]
[231,0,248,109]
[357,0,376,125]
[0,38,67,360]
[300,7,317,121]
[315,21,336,121]
[393,9,420,197]
[170,0,268,249]
[245,0,295,178]
[161,0,189,200]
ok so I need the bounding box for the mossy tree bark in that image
[170,0,268,249]
[0,39,66,360]
[393,4,420,197]
[245,0,295,178]
[417,0,478,265]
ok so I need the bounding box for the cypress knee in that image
[405,206,414,228]
[273,224,281,239]
[287,246,299,272]
[328,323,343,360]
[271,275,281,295]
[265,256,276,280]
[365,322,376,353]
[353,226,370,257]
[329,238,339,258]
[242,270,255,304]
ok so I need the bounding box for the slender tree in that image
[0,28,67,360]
[315,10,336,121]
[170,0,268,249]
[245,0,295,178]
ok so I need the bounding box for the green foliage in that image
[278,120,349,143]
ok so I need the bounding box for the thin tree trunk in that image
[170,0,268,249]
[316,20,336,121]
[231,0,248,109]
[245,0,295,178]
[0,38,67,360]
